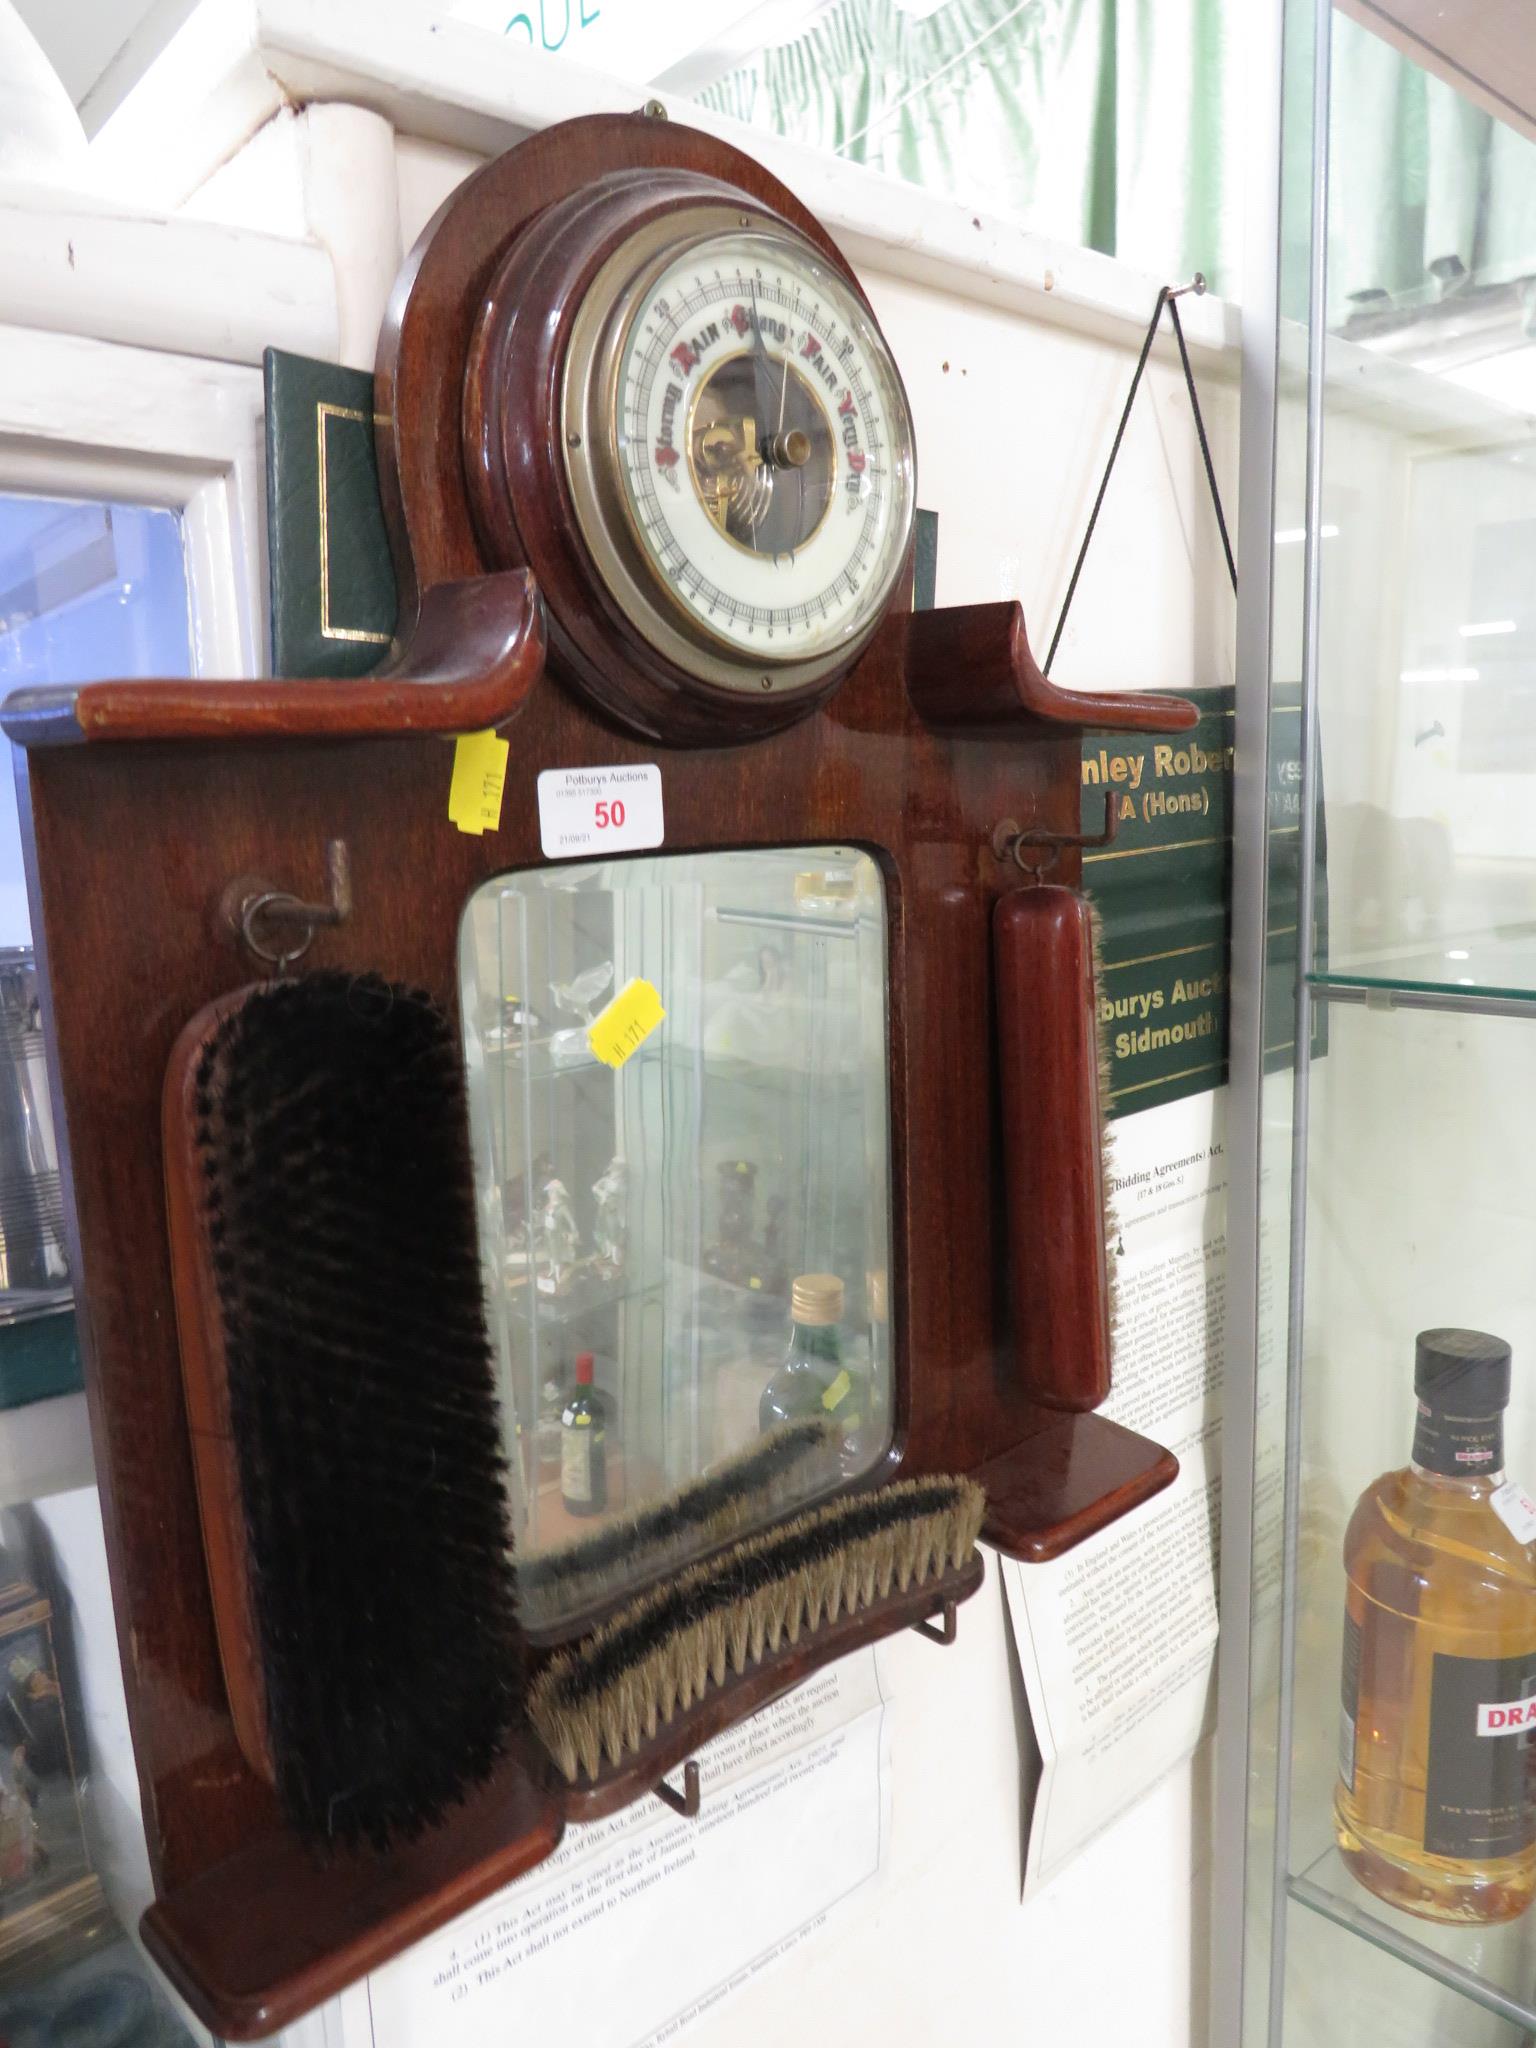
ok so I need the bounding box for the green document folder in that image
[264,349,398,678]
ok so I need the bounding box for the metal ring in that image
[239,891,316,974]
[1009,838,1061,879]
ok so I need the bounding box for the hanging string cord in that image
[1168,291,1237,593]
[1044,276,1236,677]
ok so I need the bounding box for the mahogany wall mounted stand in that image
[3,112,1194,2037]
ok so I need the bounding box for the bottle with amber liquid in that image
[1335,1328,1536,1922]
[560,1352,608,1518]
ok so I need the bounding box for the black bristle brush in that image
[163,971,521,1852]
[517,1415,844,1631]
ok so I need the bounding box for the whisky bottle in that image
[759,1274,861,1446]
[560,1352,608,1518]
[1335,1328,1536,1922]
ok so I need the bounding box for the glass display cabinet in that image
[462,846,893,1626]
[1220,2,1536,2043]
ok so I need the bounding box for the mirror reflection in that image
[460,847,894,1632]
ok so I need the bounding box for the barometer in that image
[461,167,916,741]
[563,210,914,685]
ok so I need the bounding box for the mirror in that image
[460,846,895,1632]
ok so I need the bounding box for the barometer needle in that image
[747,284,777,442]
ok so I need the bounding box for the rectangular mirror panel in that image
[460,847,894,1632]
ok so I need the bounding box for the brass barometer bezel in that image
[560,203,916,697]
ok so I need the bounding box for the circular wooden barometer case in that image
[383,112,917,745]
[0,110,1197,2044]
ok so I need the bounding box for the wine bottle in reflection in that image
[560,1352,608,1518]
[1335,1328,1536,1923]
[759,1275,861,1450]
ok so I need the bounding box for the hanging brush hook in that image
[223,839,353,976]
[991,794,1118,883]
[912,1596,960,1646]
[652,1759,701,1819]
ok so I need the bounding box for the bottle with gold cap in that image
[759,1273,859,1439]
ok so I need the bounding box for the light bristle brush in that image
[163,971,521,1852]
[529,1475,985,1785]
[517,1416,843,1631]
[994,884,1117,1410]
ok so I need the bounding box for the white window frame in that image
[0,319,267,683]
[0,308,277,2046]
[0,325,267,1507]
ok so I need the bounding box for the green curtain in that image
[1324,13,1536,327]
[697,0,1241,297]
[697,1,1536,319]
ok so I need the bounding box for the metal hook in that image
[913,1598,959,1647]
[991,794,1119,881]
[652,1759,701,1818]
[226,840,352,975]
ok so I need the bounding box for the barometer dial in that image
[563,211,916,695]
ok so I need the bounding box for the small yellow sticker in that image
[821,1369,852,1412]
[448,729,509,835]
[587,977,666,1069]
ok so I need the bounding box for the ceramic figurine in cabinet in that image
[548,960,614,1066]
[590,1157,628,1274]
[536,1179,580,1294]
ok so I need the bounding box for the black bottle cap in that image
[1415,1328,1512,1412]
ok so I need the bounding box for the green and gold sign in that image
[1087,684,1321,1119]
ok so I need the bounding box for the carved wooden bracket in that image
[1,572,544,748]
[907,599,1198,738]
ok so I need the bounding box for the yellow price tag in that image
[587,977,666,1069]
[448,729,509,835]
[821,1369,852,1413]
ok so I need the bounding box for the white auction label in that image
[1492,1479,1536,1546]
[537,764,663,860]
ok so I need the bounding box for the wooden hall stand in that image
[2,111,1193,2038]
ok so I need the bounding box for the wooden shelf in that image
[140,1730,562,2042]
[975,1411,1178,1563]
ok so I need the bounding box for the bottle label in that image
[1425,1648,1536,1859]
[562,1426,594,1505]
[1492,1480,1536,1546]
[1412,1400,1503,1477]
[821,1369,852,1413]
[1339,1609,1362,1794]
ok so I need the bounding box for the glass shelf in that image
[1308,937,1536,1011]
[1302,921,1536,1007]
[506,1269,664,1328]
[1290,1845,1536,2033]
[482,1039,646,1081]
